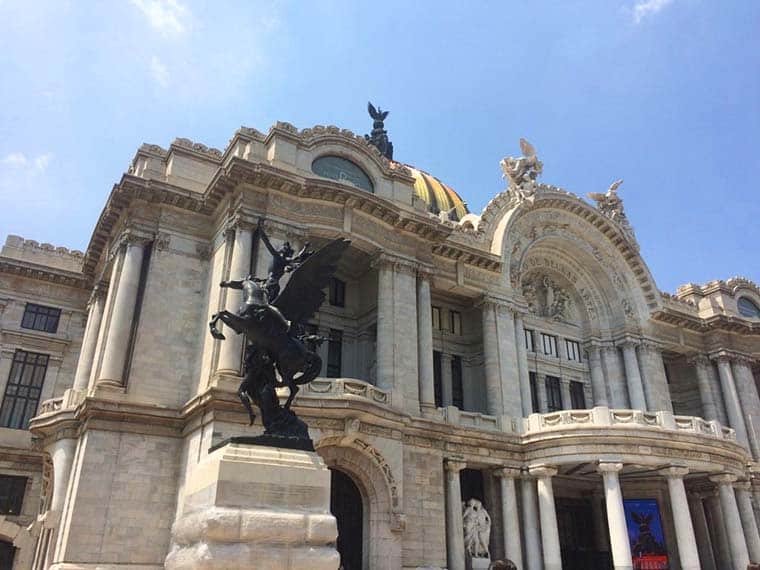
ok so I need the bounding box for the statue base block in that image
[165,442,339,570]
[469,557,491,569]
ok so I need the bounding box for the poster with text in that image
[624,499,669,570]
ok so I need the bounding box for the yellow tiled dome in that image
[406,166,469,221]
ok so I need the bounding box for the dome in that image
[406,166,469,221]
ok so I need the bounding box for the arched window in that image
[312,156,374,193]
[738,297,760,318]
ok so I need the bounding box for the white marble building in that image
[0,120,759,570]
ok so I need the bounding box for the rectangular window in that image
[433,351,443,407]
[529,371,540,413]
[0,475,26,515]
[326,329,342,378]
[451,355,464,410]
[545,376,563,412]
[565,339,581,362]
[525,328,535,352]
[449,311,462,335]
[541,333,558,357]
[570,381,586,409]
[432,306,442,330]
[0,350,49,429]
[328,277,346,307]
[20,304,61,333]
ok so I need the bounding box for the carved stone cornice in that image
[493,467,522,479]
[0,258,88,290]
[709,473,738,485]
[660,465,689,479]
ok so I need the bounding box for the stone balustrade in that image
[37,389,86,415]
[301,377,390,405]
[524,405,736,441]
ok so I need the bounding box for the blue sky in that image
[0,0,758,292]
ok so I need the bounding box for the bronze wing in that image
[273,238,351,324]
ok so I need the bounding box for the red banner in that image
[633,555,669,570]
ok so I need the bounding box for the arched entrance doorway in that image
[0,540,16,570]
[330,468,364,570]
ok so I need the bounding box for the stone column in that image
[602,345,629,408]
[620,340,647,411]
[687,492,716,570]
[445,460,467,570]
[536,374,548,414]
[587,343,608,407]
[216,225,253,375]
[375,259,393,392]
[417,271,435,413]
[515,314,532,417]
[704,490,733,570]
[495,468,523,570]
[691,355,719,421]
[96,238,146,387]
[481,301,505,417]
[46,438,78,567]
[662,467,700,570]
[560,379,572,410]
[710,474,750,570]
[639,342,673,412]
[732,358,760,459]
[713,354,751,449]
[598,462,632,570]
[531,465,562,570]
[735,482,760,563]
[72,286,105,392]
[521,473,543,570]
[441,352,453,407]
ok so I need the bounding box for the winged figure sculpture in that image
[368,101,389,122]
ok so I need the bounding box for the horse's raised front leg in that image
[283,381,299,410]
[208,313,226,340]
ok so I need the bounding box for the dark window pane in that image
[546,376,562,412]
[329,278,346,307]
[529,371,540,413]
[312,155,374,193]
[451,356,463,410]
[0,350,49,429]
[326,329,343,378]
[0,475,26,515]
[20,304,61,333]
[570,381,586,409]
[433,351,443,408]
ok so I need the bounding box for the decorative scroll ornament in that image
[500,138,544,204]
[463,498,491,559]
[522,274,573,321]
[587,179,638,247]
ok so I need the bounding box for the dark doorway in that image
[0,541,15,570]
[330,469,364,570]
[556,498,612,570]
[460,468,485,503]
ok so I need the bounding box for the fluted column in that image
[704,490,732,570]
[598,462,632,570]
[495,468,523,570]
[216,225,253,375]
[602,345,629,408]
[639,342,673,412]
[689,492,716,570]
[97,238,146,387]
[590,491,610,552]
[521,473,543,570]
[691,355,719,421]
[711,474,750,570]
[72,285,105,392]
[735,482,760,563]
[620,340,647,411]
[560,379,572,410]
[662,467,700,570]
[441,352,453,407]
[514,314,532,417]
[531,465,562,570]
[375,257,394,392]
[713,354,750,449]
[732,357,760,459]
[481,301,504,417]
[416,271,435,413]
[587,343,608,406]
[445,460,467,570]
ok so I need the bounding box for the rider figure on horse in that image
[257,219,313,301]
[217,275,291,334]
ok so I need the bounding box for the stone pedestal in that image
[469,556,491,569]
[165,442,339,570]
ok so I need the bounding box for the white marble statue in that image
[500,139,543,202]
[587,179,626,222]
[462,498,491,559]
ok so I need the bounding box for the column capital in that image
[709,473,739,485]
[416,265,435,281]
[660,465,689,479]
[709,350,736,365]
[616,336,640,349]
[88,281,108,306]
[637,339,663,353]
[529,464,558,478]
[493,467,522,479]
[370,252,418,275]
[476,294,516,314]
[687,353,711,367]
[735,481,753,492]
[597,461,624,474]
[445,459,467,474]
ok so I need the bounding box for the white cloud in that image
[632,0,674,23]
[150,55,170,87]
[130,0,190,36]
[1,152,53,171]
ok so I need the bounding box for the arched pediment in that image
[483,191,661,317]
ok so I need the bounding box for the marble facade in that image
[0,123,758,570]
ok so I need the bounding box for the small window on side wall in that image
[21,303,61,333]
[311,155,374,193]
[738,297,760,318]
[329,277,346,307]
[449,311,462,335]
[432,306,442,330]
